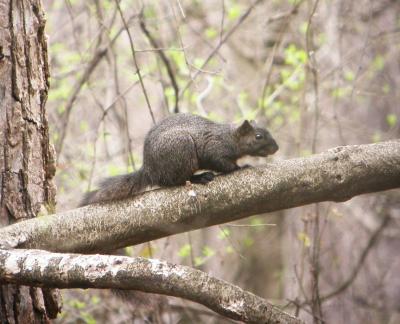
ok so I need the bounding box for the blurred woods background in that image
[41,0,399,323]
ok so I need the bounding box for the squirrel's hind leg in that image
[146,132,199,186]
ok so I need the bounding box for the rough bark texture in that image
[0,141,399,254]
[0,248,302,324]
[0,0,60,321]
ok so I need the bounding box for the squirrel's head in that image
[234,120,279,157]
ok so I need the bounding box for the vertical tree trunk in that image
[0,0,61,321]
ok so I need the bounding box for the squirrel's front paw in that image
[190,172,215,184]
[239,164,252,169]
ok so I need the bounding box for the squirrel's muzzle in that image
[268,140,279,155]
[257,141,278,157]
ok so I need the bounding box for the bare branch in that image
[179,0,264,98]
[115,0,155,124]
[320,211,391,302]
[288,210,392,310]
[139,15,180,113]
[0,249,302,324]
[0,141,398,254]
[55,12,139,155]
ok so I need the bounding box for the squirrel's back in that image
[145,114,222,139]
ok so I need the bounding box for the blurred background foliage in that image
[43,0,400,323]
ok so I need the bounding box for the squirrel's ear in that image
[235,120,254,136]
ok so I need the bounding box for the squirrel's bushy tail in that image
[80,167,146,206]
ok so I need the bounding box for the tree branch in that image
[0,249,302,324]
[0,141,399,253]
[139,15,180,113]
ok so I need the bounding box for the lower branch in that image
[0,249,301,324]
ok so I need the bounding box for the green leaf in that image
[48,80,71,102]
[237,94,252,113]
[344,70,355,81]
[298,232,311,247]
[218,228,231,239]
[228,5,241,20]
[288,0,302,5]
[382,84,390,94]
[284,44,307,66]
[164,86,175,108]
[280,68,291,81]
[91,295,100,305]
[103,0,113,11]
[143,5,156,19]
[250,217,266,232]
[372,132,381,143]
[57,104,65,114]
[79,121,89,132]
[299,22,308,34]
[202,246,216,257]
[372,55,385,71]
[194,256,205,266]
[243,237,254,247]
[250,217,263,226]
[207,111,224,122]
[273,115,284,127]
[178,244,192,258]
[69,299,86,309]
[289,106,300,123]
[124,246,134,257]
[139,245,154,258]
[80,312,96,324]
[107,165,124,177]
[386,114,397,128]
[193,57,205,68]
[317,32,327,46]
[300,149,312,157]
[205,27,218,39]
[331,87,350,98]
[50,42,66,54]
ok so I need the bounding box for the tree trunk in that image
[0,0,61,321]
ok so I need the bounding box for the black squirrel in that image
[80,113,278,206]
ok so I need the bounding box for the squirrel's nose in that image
[270,141,279,154]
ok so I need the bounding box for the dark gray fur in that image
[80,113,278,206]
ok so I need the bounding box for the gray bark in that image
[0,0,61,321]
[0,248,302,324]
[0,140,399,254]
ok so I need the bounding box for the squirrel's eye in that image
[255,134,263,140]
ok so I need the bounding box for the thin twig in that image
[115,0,156,124]
[291,210,391,310]
[220,0,225,43]
[306,0,320,154]
[225,223,276,227]
[168,1,197,100]
[260,2,304,111]
[305,1,322,322]
[110,44,136,170]
[320,212,391,302]
[179,0,265,98]
[55,12,138,156]
[140,15,180,113]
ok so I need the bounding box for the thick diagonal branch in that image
[0,141,399,253]
[0,249,302,324]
